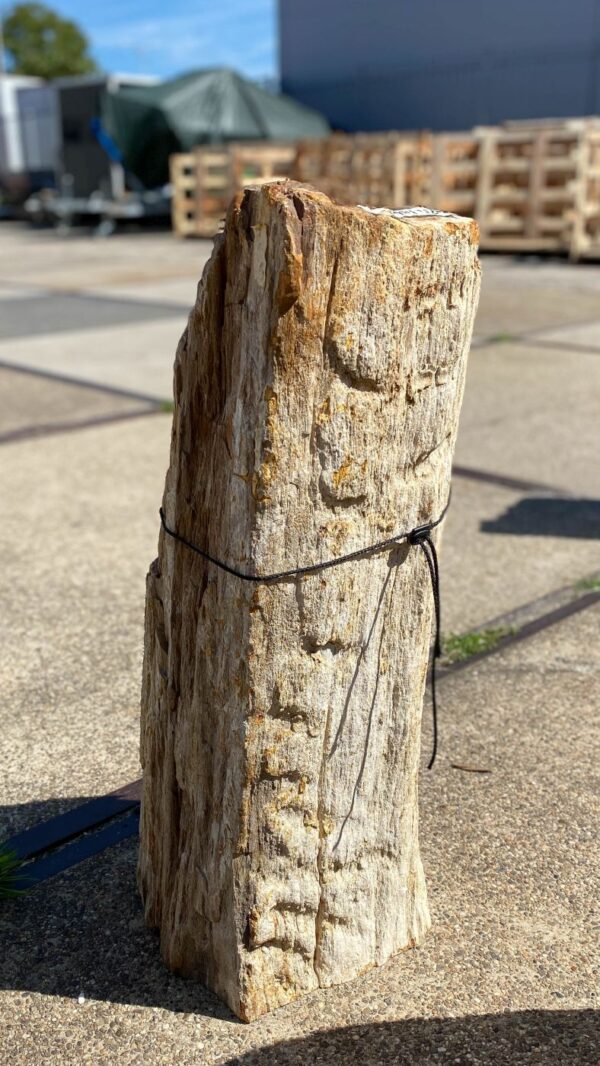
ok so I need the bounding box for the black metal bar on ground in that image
[452,464,568,496]
[0,402,164,445]
[13,811,140,888]
[5,779,141,862]
[473,310,600,350]
[524,338,600,357]
[0,358,167,407]
[441,589,600,678]
[0,407,163,447]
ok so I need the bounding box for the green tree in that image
[3,3,98,79]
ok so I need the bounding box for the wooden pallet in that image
[472,126,580,252]
[427,132,479,216]
[170,153,203,238]
[293,131,431,210]
[171,123,600,259]
[424,124,599,256]
[170,142,298,237]
[567,127,600,259]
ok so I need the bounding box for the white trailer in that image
[0,74,57,198]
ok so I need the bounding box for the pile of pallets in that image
[293,131,431,210]
[170,142,297,237]
[170,134,431,237]
[552,123,600,259]
[472,124,579,253]
[473,122,600,259]
[170,121,600,259]
[293,123,600,258]
[427,132,479,216]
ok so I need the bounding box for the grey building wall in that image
[279,0,600,130]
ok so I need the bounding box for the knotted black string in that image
[408,525,441,770]
[159,498,446,768]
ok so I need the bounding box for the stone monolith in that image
[138,182,480,1020]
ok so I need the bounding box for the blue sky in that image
[46,0,278,80]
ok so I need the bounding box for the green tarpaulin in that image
[101,68,329,188]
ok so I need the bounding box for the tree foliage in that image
[3,3,98,79]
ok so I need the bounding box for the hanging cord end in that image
[409,523,442,771]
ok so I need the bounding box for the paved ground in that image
[0,224,598,1064]
[2,610,598,1065]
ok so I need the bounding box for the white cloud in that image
[91,0,276,74]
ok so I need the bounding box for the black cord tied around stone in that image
[159,497,448,769]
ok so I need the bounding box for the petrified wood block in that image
[139,183,480,1020]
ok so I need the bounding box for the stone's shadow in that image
[0,802,597,1051]
[218,1011,599,1065]
[0,796,236,1022]
[1,795,85,842]
[481,497,600,539]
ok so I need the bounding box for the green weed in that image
[486,331,517,344]
[441,626,515,665]
[574,576,600,592]
[0,848,25,900]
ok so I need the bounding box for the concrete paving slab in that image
[455,342,600,497]
[91,277,199,309]
[474,256,600,340]
[480,254,600,292]
[442,477,599,634]
[0,418,171,833]
[0,293,186,341]
[0,604,596,1065]
[0,283,50,301]
[527,319,600,352]
[0,366,155,440]
[0,316,187,401]
[0,224,212,291]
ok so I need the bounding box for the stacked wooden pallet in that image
[472,125,578,253]
[170,122,600,259]
[429,121,600,259]
[561,124,600,259]
[170,142,297,237]
[293,131,431,211]
[294,123,600,259]
[427,132,479,217]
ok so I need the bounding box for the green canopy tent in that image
[101,68,330,189]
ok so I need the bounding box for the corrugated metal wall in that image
[279,0,600,130]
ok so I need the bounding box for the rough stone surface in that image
[138,182,480,1020]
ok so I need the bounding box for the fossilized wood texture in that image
[139,182,480,1021]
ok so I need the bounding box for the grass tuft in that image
[574,576,600,593]
[0,847,25,899]
[441,626,516,665]
[486,331,517,344]
[160,400,175,414]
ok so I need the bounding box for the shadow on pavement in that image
[1,799,597,1058]
[481,497,600,539]
[0,796,235,1022]
[220,1010,599,1064]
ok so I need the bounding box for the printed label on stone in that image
[359,204,468,221]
